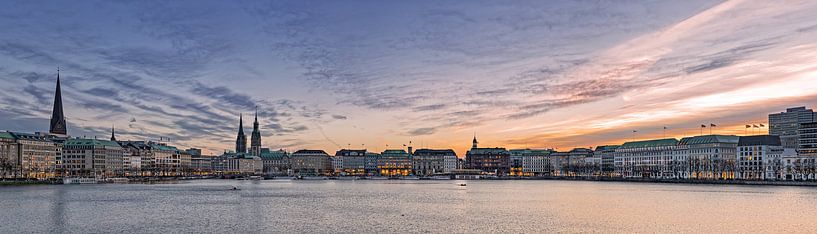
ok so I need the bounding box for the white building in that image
[63,138,124,178]
[737,135,784,180]
[678,135,739,180]
[615,138,683,179]
[509,149,551,176]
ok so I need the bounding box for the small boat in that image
[230,186,240,191]
[63,177,98,184]
[458,183,467,186]
[249,176,263,180]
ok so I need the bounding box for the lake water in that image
[1,180,816,233]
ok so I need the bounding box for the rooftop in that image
[738,135,782,146]
[620,138,679,149]
[679,135,739,145]
[65,138,122,148]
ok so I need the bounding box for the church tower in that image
[250,107,262,156]
[472,134,479,149]
[49,69,67,135]
[235,114,247,154]
[110,125,116,141]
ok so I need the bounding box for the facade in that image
[0,132,20,178]
[335,149,366,176]
[769,106,815,149]
[62,138,124,178]
[8,132,60,179]
[615,138,682,179]
[678,135,739,180]
[737,135,784,180]
[548,151,570,176]
[594,145,619,176]
[212,153,262,175]
[568,148,594,176]
[412,149,454,176]
[190,155,213,175]
[260,148,290,175]
[365,152,380,176]
[123,154,142,176]
[290,150,333,176]
[509,149,551,176]
[151,143,180,176]
[466,147,510,176]
[378,149,413,176]
[119,141,154,176]
[179,151,192,175]
[798,122,817,157]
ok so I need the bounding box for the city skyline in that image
[2,1,817,156]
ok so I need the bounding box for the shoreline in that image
[3,176,817,187]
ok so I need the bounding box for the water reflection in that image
[1,180,816,233]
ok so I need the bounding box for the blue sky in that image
[1,0,817,155]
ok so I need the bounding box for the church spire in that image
[110,125,116,141]
[235,113,247,154]
[472,133,478,149]
[49,68,67,135]
[250,106,262,156]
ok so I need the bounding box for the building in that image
[365,152,380,176]
[62,138,124,178]
[781,148,814,181]
[212,152,263,175]
[466,147,510,176]
[119,141,154,176]
[509,149,551,176]
[594,145,619,177]
[260,148,289,176]
[412,149,454,176]
[335,149,366,176]
[798,122,817,157]
[290,150,332,176]
[179,150,192,175]
[769,106,815,149]
[0,132,20,178]
[190,155,213,175]
[7,132,60,179]
[151,143,180,176]
[615,138,682,179]
[737,135,784,180]
[378,149,413,176]
[568,148,594,176]
[678,135,739,180]
[548,151,570,176]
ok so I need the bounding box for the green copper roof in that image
[620,138,678,149]
[65,138,122,148]
[0,132,14,139]
[150,144,178,151]
[679,135,739,145]
[594,145,620,151]
[260,149,288,160]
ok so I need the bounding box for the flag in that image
[745,125,751,128]
[710,124,717,127]
[663,126,667,129]
[753,124,759,128]
[633,130,637,133]
[759,124,765,127]
[701,124,706,128]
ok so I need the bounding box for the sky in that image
[1,0,816,156]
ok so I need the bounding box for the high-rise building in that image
[769,106,815,149]
[250,109,262,156]
[235,114,247,154]
[798,122,817,157]
[49,70,67,136]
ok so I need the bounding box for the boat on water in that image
[63,177,98,184]
[431,176,452,180]
[106,178,130,183]
[300,176,328,180]
[249,176,264,180]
